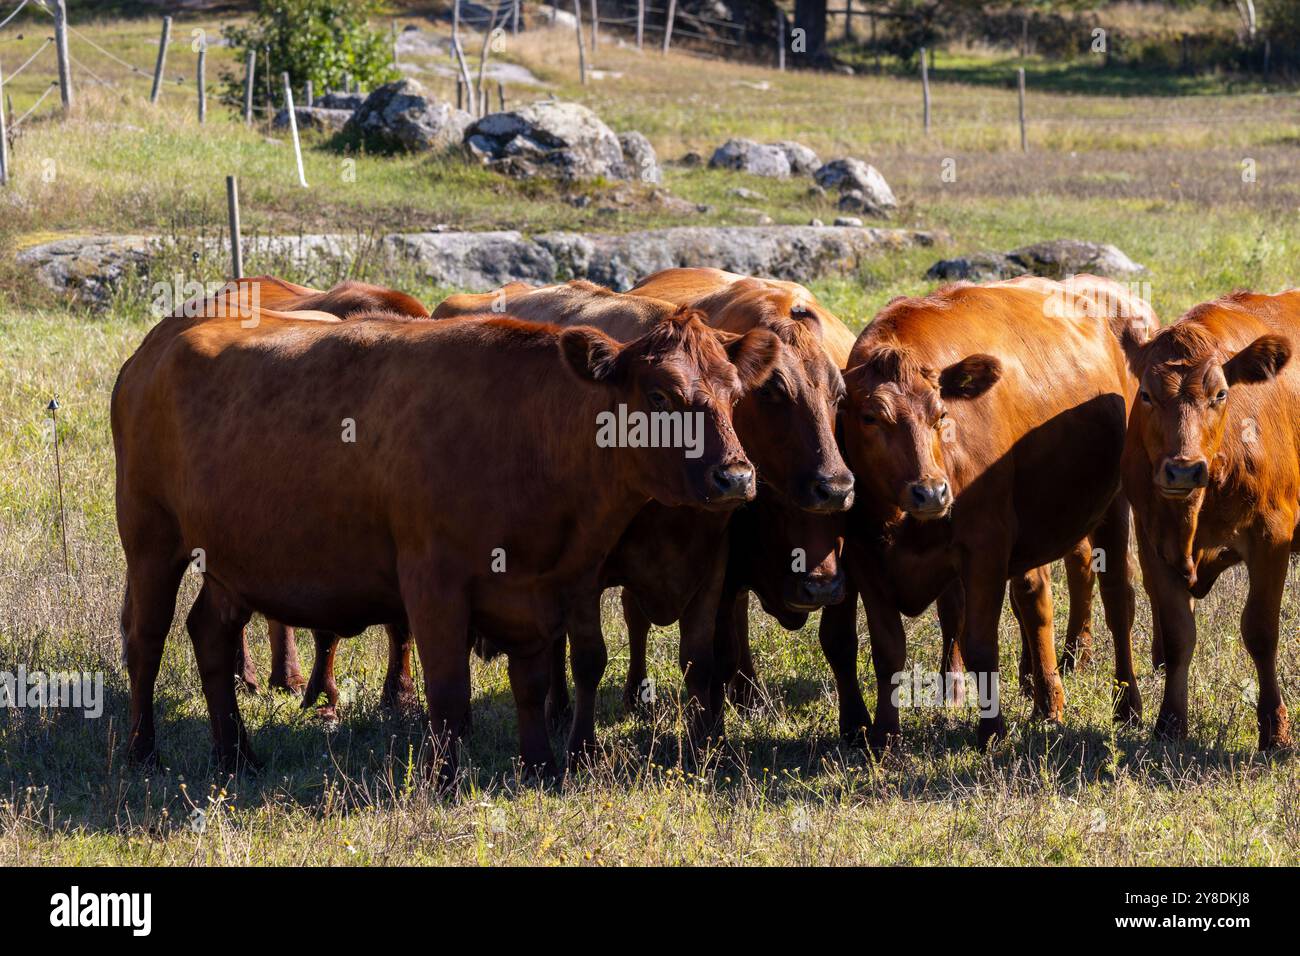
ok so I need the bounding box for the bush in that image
[221,0,398,114]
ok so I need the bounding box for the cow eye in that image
[1212,388,1228,405]
[647,389,670,410]
[757,381,785,403]
[860,411,878,426]
[1139,390,1152,404]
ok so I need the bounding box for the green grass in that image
[1,11,1299,866]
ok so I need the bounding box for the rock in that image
[272,106,353,133]
[728,187,766,201]
[772,140,821,176]
[806,184,827,199]
[837,189,890,218]
[19,226,946,307]
[1007,240,1146,279]
[536,4,577,29]
[809,218,824,227]
[814,158,898,212]
[619,131,660,184]
[833,217,863,227]
[464,100,627,181]
[708,139,791,179]
[316,92,365,111]
[924,253,1026,282]
[345,79,471,152]
[735,207,773,225]
[924,241,1145,283]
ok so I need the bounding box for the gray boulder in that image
[837,189,891,218]
[464,100,627,181]
[925,241,1145,283]
[773,140,821,176]
[814,158,898,213]
[709,139,791,178]
[345,79,472,151]
[618,131,660,184]
[272,106,353,133]
[317,91,365,111]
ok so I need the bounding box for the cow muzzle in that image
[801,471,855,513]
[705,461,756,505]
[904,477,952,520]
[785,571,846,611]
[1156,457,1208,499]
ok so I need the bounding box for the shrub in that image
[221,0,398,114]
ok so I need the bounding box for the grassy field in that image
[0,8,1298,865]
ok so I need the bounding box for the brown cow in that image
[1120,290,1297,750]
[434,279,852,740]
[200,277,431,715]
[824,281,1142,749]
[113,304,778,778]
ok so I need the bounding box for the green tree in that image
[222,0,398,114]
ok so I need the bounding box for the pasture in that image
[0,6,1297,866]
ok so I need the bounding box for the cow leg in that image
[1092,495,1141,723]
[1061,537,1096,673]
[186,583,258,772]
[234,626,260,693]
[1241,538,1292,750]
[267,620,306,694]
[122,559,186,765]
[1146,555,1196,743]
[960,548,1013,748]
[1008,566,1065,722]
[678,555,728,748]
[936,580,966,706]
[509,647,559,779]
[565,593,608,767]
[724,591,759,709]
[1134,514,1167,670]
[300,631,340,716]
[622,590,653,713]
[381,622,420,716]
[545,632,571,731]
[819,581,869,745]
[403,573,472,788]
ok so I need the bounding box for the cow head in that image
[745,488,846,618]
[560,310,779,510]
[842,341,1002,522]
[728,320,854,513]
[1121,320,1291,502]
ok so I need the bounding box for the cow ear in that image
[1117,321,1150,379]
[559,326,623,385]
[725,328,780,391]
[939,354,1002,399]
[1224,334,1291,386]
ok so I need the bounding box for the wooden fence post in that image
[0,59,9,187]
[513,0,520,36]
[497,80,505,111]
[590,0,598,51]
[777,13,785,71]
[392,19,400,67]
[305,79,313,107]
[453,0,461,46]
[636,0,644,50]
[53,0,73,109]
[243,49,256,124]
[456,77,464,110]
[196,46,206,123]
[226,175,243,279]
[662,0,676,54]
[845,0,854,40]
[282,72,308,188]
[572,0,587,84]
[920,47,931,134]
[150,16,172,105]
[1017,67,1026,152]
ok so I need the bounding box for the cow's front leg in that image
[509,645,559,779]
[1092,494,1140,723]
[819,579,868,745]
[1008,565,1065,722]
[861,581,908,751]
[1145,552,1196,742]
[565,591,608,768]
[960,547,1012,748]
[678,552,728,749]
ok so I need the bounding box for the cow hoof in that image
[381,691,422,719]
[1153,710,1188,742]
[1258,709,1292,751]
[867,726,900,756]
[216,748,261,777]
[314,704,339,723]
[977,715,1007,750]
[127,743,161,769]
[1060,646,1092,675]
[1112,683,1142,725]
[270,674,307,695]
[727,675,760,711]
[545,699,573,732]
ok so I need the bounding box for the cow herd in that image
[109,266,1298,783]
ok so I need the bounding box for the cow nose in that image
[708,461,755,501]
[906,478,951,518]
[1161,458,1208,492]
[806,472,855,512]
[794,572,846,608]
